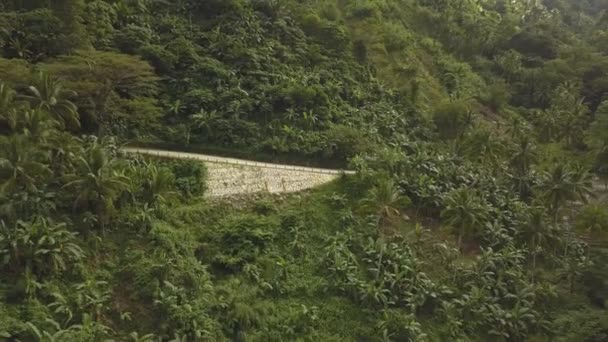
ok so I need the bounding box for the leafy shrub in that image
[138,44,177,74]
[576,205,608,235]
[320,3,340,21]
[324,124,373,162]
[0,218,83,277]
[300,14,350,52]
[345,0,379,19]
[2,9,72,61]
[207,118,261,147]
[437,57,485,98]
[208,214,277,271]
[114,25,156,54]
[187,0,245,18]
[251,0,284,19]
[165,159,207,198]
[182,88,215,114]
[383,22,412,53]
[153,280,221,340]
[166,37,201,69]
[83,0,117,49]
[0,57,32,88]
[551,308,608,342]
[432,99,473,140]
[479,80,512,112]
[110,97,163,138]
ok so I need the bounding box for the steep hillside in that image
[1,0,608,341]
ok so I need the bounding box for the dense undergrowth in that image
[2,0,608,341]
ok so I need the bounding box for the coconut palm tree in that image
[537,164,574,221]
[17,109,54,143]
[537,164,594,222]
[504,115,530,139]
[361,178,409,229]
[0,134,51,193]
[570,165,595,202]
[509,136,537,176]
[63,144,129,229]
[20,72,80,130]
[441,188,489,249]
[509,135,538,200]
[521,207,555,271]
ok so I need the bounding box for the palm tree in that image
[191,109,218,136]
[0,83,19,130]
[0,134,51,193]
[560,98,589,147]
[504,115,530,139]
[509,136,537,176]
[537,164,593,222]
[521,207,554,271]
[460,128,505,166]
[47,131,82,177]
[509,135,538,200]
[441,188,489,249]
[18,109,54,143]
[361,178,408,229]
[570,165,595,202]
[140,162,178,206]
[20,72,80,130]
[535,109,559,143]
[63,144,129,229]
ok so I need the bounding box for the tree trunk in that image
[458,226,464,250]
[531,235,537,270]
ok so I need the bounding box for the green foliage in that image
[207,214,277,272]
[360,178,410,229]
[536,164,594,220]
[0,218,83,277]
[0,1,607,341]
[0,9,73,61]
[39,50,158,135]
[479,79,512,112]
[64,143,129,228]
[587,100,608,150]
[441,188,490,248]
[163,159,207,198]
[432,99,473,140]
[21,72,79,130]
[576,205,608,235]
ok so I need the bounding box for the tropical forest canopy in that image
[1,0,608,341]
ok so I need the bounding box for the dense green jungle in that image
[1,0,608,340]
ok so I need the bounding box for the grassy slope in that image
[101,179,373,339]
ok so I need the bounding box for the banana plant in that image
[0,217,84,276]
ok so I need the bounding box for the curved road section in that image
[122,147,355,197]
